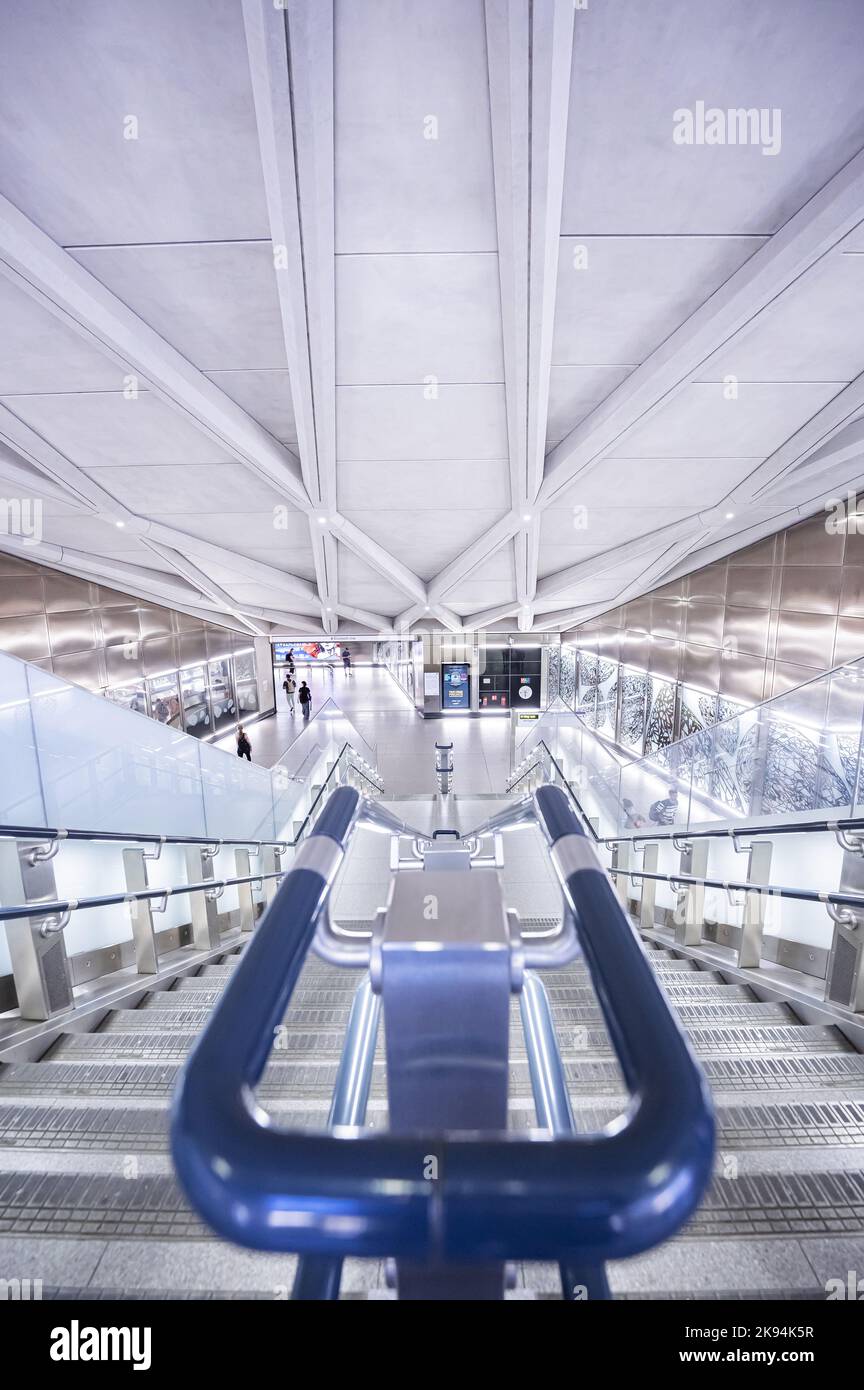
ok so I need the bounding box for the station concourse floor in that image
[214,663,512,796]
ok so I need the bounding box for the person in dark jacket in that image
[236,724,252,761]
[298,681,312,720]
[648,786,678,826]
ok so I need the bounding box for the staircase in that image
[1,920,862,1298]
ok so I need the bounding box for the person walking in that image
[342,647,352,675]
[298,680,312,721]
[236,724,252,761]
[282,672,296,712]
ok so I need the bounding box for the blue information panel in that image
[442,662,470,711]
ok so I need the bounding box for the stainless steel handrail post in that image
[291,976,381,1300]
[520,973,611,1301]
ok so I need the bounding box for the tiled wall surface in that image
[0,551,253,690]
[563,509,864,706]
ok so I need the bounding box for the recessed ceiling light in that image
[522,513,532,522]
[317,516,327,524]
[724,511,735,520]
[115,520,125,528]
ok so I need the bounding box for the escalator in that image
[0,782,861,1298]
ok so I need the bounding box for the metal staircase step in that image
[1,1165,861,1245]
[0,1102,344,1152]
[536,982,755,1004]
[508,1098,864,1148]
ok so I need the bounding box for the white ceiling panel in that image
[341,508,507,582]
[70,242,288,372]
[337,548,413,616]
[337,459,509,512]
[699,250,864,383]
[204,371,297,447]
[154,513,310,552]
[546,366,636,448]
[86,464,289,516]
[336,253,504,385]
[194,554,318,588]
[611,383,844,459]
[552,457,763,510]
[553,236,765,366]
[0,471,80,517]
[561,0,864,236]
[0,277,123,394]
[3,391,235,467]
[334,0,497,253]
[337,385,508,461]
[540,507,694,549]
[0,0,269,245]
[39,514,151,550]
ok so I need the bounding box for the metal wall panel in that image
[178,628,208,667]
[138,605,173,640]
[43,574,97,613]
[105,639,145,683]
[774,609,837,670]
[0,575,44,617]
[142,635,178,676]
[47,608,98,656]
[99,606,141,645]
[0,611,50,660]
[52,648,106,691]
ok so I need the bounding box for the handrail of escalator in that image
[608,863,864,915]
[171,782,714,1266]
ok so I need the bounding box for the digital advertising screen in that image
[273,641,341,665]
[441,662,470,711]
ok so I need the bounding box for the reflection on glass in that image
[106,682,147,717]
[233,649,255,685]
[181,665,211,738]
[147,674,181,728]
[236,681,259,716]
[208,658,236,734]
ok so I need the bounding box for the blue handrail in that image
[171,784,715,1266]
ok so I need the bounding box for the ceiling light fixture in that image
[724,511,735,520]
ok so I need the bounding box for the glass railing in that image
[0,651,382,845]
[513,657,864,839]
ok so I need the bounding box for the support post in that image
[260,846,283,910]
[826,841,864,1011]
[674,839,709,947]
[737,839,773,968]
[234,847,256,932]
[639,842,659,930]
[122,847,160,974]
[184,845,221,950]
[0,838,73,1020]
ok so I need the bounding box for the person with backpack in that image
[342,647,352,674]
[298,680,312,721]
[236,724,252,761]
[282,672,296,712]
